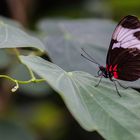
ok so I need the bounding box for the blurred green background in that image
[0,0,140,140]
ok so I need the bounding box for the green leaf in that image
[0,16,22,27]
[20,55,140,140]
[0,21,45,51]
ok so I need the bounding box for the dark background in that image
[0,0,140,140]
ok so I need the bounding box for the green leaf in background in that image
[37,19,115,74]
[20,55,140,140]
[110,0,140,20]
[38,19,115,48]
[20,102,67,139]
[0,21,45,51]
[84,0,111,17]
[0,120,35,140]
[0,50,11,68]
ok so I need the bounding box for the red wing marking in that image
[106,64,119,79]
[113,64,118,71]
[113,71,118,79]
[113,64,119,79]
[109,65,113,71]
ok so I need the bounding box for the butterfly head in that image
[99,66,109,78]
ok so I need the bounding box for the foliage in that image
[0,17,140,140]
[0,120,35,140]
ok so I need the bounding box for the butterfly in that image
[81,15,140,96]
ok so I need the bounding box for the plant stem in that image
[13,48,36,80]
[0,74,45,84]
[0,49,46,92]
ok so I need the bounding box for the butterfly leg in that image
[95,70,102,77]
[112,80,121,97]
[115,80,129,89]
[95,75,103,87]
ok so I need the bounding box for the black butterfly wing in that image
[106,15,140,81]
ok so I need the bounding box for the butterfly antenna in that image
[81,48,100,66]
[81,53,98,64]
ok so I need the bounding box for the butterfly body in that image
[99,65,117,80]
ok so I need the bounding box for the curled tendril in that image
[11,80,19,92]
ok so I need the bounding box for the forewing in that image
[106,15,140,81]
